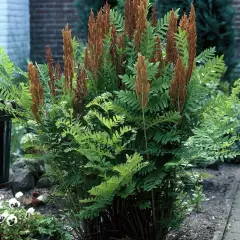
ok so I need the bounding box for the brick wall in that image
[0,0,30,67]
[30,0,78,63]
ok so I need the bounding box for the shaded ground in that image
[167,163,240,240]
[1,163,240,240]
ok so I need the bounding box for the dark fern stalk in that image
[135,53,157,235]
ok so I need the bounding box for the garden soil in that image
[1,163,240,240]
[167,163,240,240]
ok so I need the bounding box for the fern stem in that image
[142,107,148,154]
[141,96,156,235]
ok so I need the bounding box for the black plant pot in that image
[0,100,17,186]
[0,115,12,185]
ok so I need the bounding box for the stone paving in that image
[224,183,240,240]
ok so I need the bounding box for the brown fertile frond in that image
[62,24,74,92]
[189,3,196,26]
[134,0,147,52]
[96,4,110,40]
[124,0,132,37]
[46,45,56,96]
[152,3,158,27]
[186,4,197,82]
[88,10,95,43]
[75,65,87,102]
[110,25,118,65]
[169,56,186,112]
[155,37,163,64]
[179,13,188,31]
[135,55,150,108]
[55,62,62,80]
[74,65,88,115]
[28,62,44,122]
[84,46,90,71]
[110,24,125,88]
[124,0,141,39]
[102,2,111,37]
[151,36,164,78]
[85,3,111,78]
[28,62,35,85]
[166,10,178,64]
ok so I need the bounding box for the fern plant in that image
[0,1,239,240]
[0,47,31,120]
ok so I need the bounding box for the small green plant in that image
[190,185,205,212]
[0,192,70,240]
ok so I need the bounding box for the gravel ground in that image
[167,163,240,240]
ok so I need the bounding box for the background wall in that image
[0,0,30,68]
[30,0,78,63]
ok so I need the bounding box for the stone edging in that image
[212,180,240,240]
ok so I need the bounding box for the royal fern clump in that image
[0,0,239,239]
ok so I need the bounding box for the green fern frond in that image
[197,55,226,92]
[196,47,216,65]
[18,83,32,110]
[146,111,181,129]
[79,153,146,219]
[87,92,113,107]
[110,9,124,33]
[184,92,240,163]
[184,55,226,117]
[153,130,181,145]
[140,25,157,59]
[137,162,156,176]
[0,47,14,81]
[150,74,172,94]
[115,90,141,110]
[87,110,125,129]
[175,28,189,68]
[146,61,160,82]
[125,40,137,72]
[147,91,169,112]
[141,169,166,191]
[119,74,135,90]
